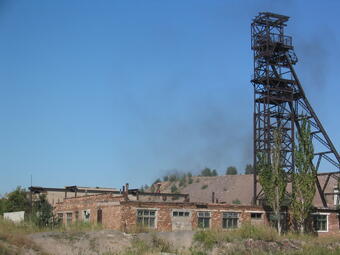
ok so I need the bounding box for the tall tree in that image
[211,169,218,176]
[4,187,30,213]
[226,166,238,175]
[0,198,5,215]
[245,164,254,174]
[200,168,213,176]
[32,194,54,227]
[291,119,316,233]
[258,128,287,235]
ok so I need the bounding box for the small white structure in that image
[3,211,25,223]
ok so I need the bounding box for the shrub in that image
[193,230,217,250]
[171,184,179,193]
[200,168,214,176]
[193,223,279,251]
[232,199,241,205]
[237,222,278,241]
[151,234,172,253]
[179,176,187,187]
[201,185,208,190]
[226,166,238,175]
[169,174,178,182]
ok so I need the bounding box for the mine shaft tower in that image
[251,12,340,207]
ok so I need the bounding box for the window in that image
[83,210,91,222]
[222,212,239,229]
[251,213,262,220]
[137,209,156,228]
[66,213,72,225]
[198,211,210,228]
[173,211,190,217]
[313,214,328,232]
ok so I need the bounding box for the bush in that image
[226,166,238,175]
[171,184,179,193]
[121,236,174,255]
[201,185,208,190]
[169,174,178,182]
[151,234,172,253]
[237,222,278,241]
[179,176,187,187]
[193,230,218,250]
[193,223,279,251]
[3,187,30,214]
[200,168,216,177]
[31,194,57,228]
[232,199,241,205]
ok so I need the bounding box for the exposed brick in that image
[54,193,340,235]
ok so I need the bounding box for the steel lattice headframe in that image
[251,12,340,207]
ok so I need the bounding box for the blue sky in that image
[0,0,340,195]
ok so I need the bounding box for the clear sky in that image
[0,0,340,195]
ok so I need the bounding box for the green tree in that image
[171,184,178,194]
[211,169,218,176]
[226,166,238,175]
[200,168,213,176]
[258,128,287,235]
[32,194,54,227]
[188,177,193,184]
[169,174,178,182]
[5,187,30,213]
[291,119,316,233]
[0,198,5,215]
[179,175,187,187]
[163,176,169,182]
[245,164,254,174]
[232,199,241,205]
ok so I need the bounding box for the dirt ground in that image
[28,230,195,255]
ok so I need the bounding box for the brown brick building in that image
[54,190,340,235]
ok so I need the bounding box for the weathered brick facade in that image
[54,193,339,235]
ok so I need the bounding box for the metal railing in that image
[252,33,293,48]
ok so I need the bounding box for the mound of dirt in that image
[28,230,195,255]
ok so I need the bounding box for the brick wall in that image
[54,193,125,227]
[54,194,339,235]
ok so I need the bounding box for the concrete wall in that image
[3,211,25,223]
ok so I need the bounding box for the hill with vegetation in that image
[144,167,254,204]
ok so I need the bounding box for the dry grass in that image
[116,235,174,255]
[0,218,42,251]
[0,217,104,255]
[192,223,340,254]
